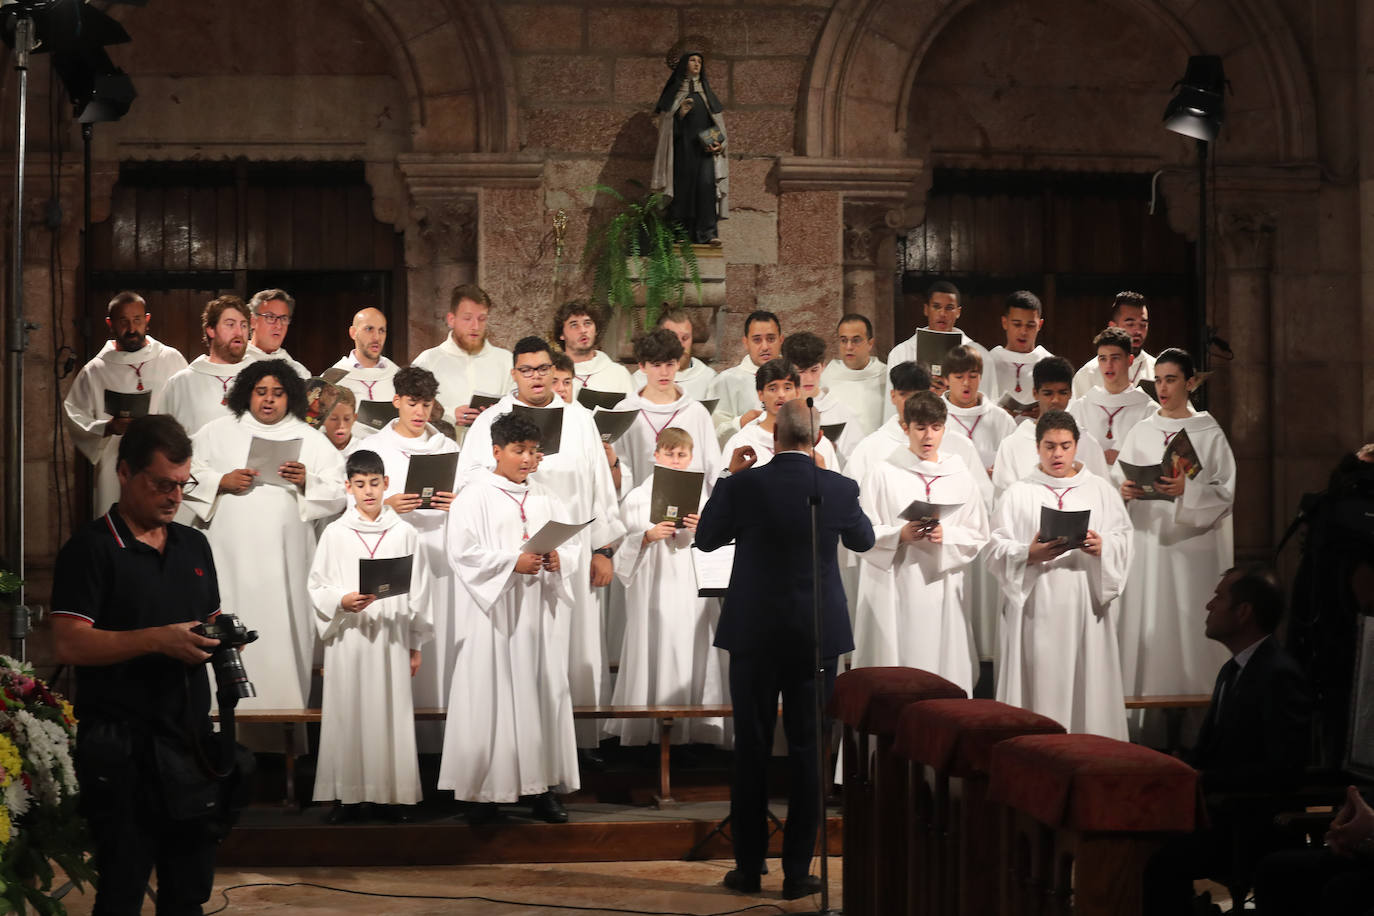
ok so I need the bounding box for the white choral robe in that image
[1114,411,1234,738]
[64,336,187,517]
[184,413,347,749]
[610,471,728,745]
[986,467,1133,739]
[410,336,514,438]
[245,342,310,379]
[720,416,839,471]
[570,350,634,398]
[846,416,992,506]
[328,353,399,425]
[440,470,579,801]
[308,505,433,804]
[885,327,1000,418]
[820,357,887,437]
[707,356,762,445]
[941,393,1016,660]
[812,388,864,467]
[460,394,626,747]
[1067,386,1157,456]
[158,355,250,436]
[612,386,722,489]
[992,422,1111,495]
[364,419,461,748]
[854,452,989,694]
[986,345,1053,407]
[1073,349,1156,400]
[632,357,717,402]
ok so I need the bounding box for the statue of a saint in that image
[651,50,729,245]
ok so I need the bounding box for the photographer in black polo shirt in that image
[52,415,224,916]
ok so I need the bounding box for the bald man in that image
[327,307,399,434]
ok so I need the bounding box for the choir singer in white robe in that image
[65,291,187,517]
[820,313,886,437]
[614,327,721,488]
[459,336,626,754]
[1115,348,1234,745]
[630,309,717,401]
[184,359,346,749]
[987,410,1133,739]
[157,295,252,437]
[309,448,433,818]
[441,411,580,825]
[854,391,989,694]
[327,307,399,431]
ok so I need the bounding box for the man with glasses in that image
[459,336,626,770]
[64,291,189,517]
[884,280,998,416]
[52,414,225,915]
[244,288,310,378]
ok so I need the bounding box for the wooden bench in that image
[220,695,1210,810]
[221,704,734,808]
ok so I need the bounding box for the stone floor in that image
[57,858,845,915]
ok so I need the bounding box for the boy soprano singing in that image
[986,410,1133,738]
[440,412,579,825]
[308,449,433,823]
[609,427,728,746]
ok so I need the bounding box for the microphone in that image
[806,396,817,448]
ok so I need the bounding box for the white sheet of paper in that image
[246,436,303,489]
[691,543,735,595]
[522,517,594,554]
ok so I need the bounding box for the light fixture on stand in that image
[1163,55,1228,403]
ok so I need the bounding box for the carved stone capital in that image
[403,194,478,269]
[1216,207,1279,270]
[843,201,903,266]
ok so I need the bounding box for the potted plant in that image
[581,182,704,334]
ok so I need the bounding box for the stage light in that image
[1163,55,1226,142]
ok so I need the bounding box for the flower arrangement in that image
[0,650,92,915]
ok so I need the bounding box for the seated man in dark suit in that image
[1145,564,1314,914]
[696,398,875,899]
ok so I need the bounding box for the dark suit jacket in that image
[695,451,875,658]
[1191,636,1313,794]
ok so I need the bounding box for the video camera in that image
[193,613,258,702]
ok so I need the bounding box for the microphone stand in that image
[803,397,838,915]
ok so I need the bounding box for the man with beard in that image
[553,300,634,398]
[411,284,513,438]
[65,291,188,517]
[327,307,399,435]
[183,360,346,751]
[244,288,310,378]
[158,295,252,436]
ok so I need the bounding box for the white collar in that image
[1233,635,1268,669]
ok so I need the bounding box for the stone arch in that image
[359,0,518,153]
[799,0,1318,164]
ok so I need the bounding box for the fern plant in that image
[582,183,703,333]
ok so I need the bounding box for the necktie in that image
[1214,658,1240,721]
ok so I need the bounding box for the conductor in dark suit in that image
[1144,564,1313,915]
[696,398,875,898]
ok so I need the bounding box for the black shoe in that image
[467,802,501,826]
[722,870,762,894]
[578,747,607,771]
[324,803,362,825]
[782,875,823,900]
[529,792,569,824]
[376,804,414,824]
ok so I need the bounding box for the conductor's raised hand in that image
[514,553,544,575]
[341,592,376,613]
[218,468,258,495]
[728,446,758,474]
[278,460,307,488]
[386,493,423,514]
[152,621,220,665]
[1081,529,1103,556]
[1028,536,1069,565]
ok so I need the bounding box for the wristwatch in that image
[592,547,615,559]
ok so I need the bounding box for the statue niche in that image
[651,46,729,246]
